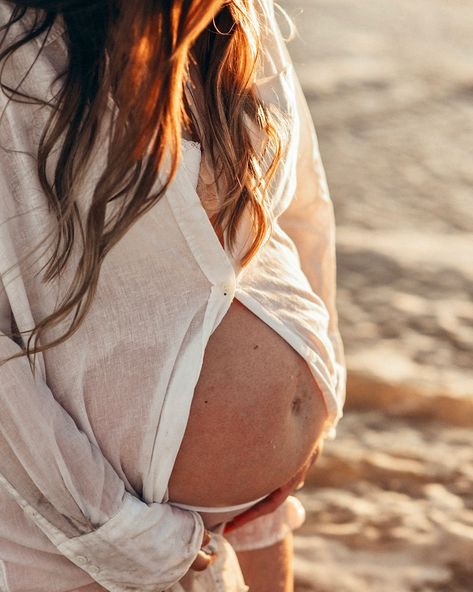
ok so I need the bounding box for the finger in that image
[224,487,291,534]
[223,445,326,536]
[190,550,216,571]
[202,529,211,547]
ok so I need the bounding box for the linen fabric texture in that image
[0,0,346,590]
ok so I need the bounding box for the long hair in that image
[0,0,289,370]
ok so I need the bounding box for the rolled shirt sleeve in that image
[0,321,205,591]
[0,89,204,589]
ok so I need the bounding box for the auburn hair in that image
[0,0,289,371]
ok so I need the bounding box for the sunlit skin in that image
[169,298,328,506]
[0,0,328,589]
[136,4,328,588]
[169,224,329,588]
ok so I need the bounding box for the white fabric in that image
[225,495,306,553]
[0,0,346,590]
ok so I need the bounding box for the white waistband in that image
[169,494,267,514]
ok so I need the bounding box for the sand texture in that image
[282,1,473,590]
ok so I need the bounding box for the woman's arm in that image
[236,532,294,592]
[0,310,205,591]
[277,70,347,421]
[0,125,205,592]
[257,0,346,430]
[224,0,345,555]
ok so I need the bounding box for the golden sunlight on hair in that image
[0,0,288,367]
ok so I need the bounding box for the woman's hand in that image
[190,528,216,571]
[223,442,323,535]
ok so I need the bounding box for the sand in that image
[281,0,473,589]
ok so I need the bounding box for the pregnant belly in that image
[167,297,329,507]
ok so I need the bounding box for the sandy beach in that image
[282,1,473,590]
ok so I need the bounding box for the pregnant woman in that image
[0,0,346,591]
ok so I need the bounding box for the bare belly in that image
[167,297,329,506]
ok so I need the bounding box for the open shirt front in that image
[0,0,346,590]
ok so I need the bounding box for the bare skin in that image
[168,296,329,507]
[237,533,294,592]
[189,444,322,573]
[172,134,329,500]
[171,161,329,577]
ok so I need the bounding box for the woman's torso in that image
[168,296,328,507]
[167,138,328,508]
[0,4,342,588]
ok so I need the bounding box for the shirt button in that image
[88,565,100,575]
[76,555,87,566]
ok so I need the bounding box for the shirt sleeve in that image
[277,72,347,425]
[224,1,346,553]
[0,304,205,590]
[256,0,347,432]
[0,59,204,592]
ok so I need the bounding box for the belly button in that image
[291,397,302,414]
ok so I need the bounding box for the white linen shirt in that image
[0,0,346,590]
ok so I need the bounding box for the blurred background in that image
[280,1,473,590]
